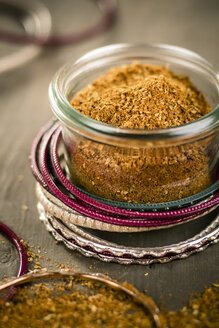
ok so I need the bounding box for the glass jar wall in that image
[49,44,219,204]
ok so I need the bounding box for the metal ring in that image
[38,205,219,265]
[0,0,51,74]
[36,182,218,231]
[0,270,166,328]
[0,222,28,300]
[0,0,116,47]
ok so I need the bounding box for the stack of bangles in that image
[30,121,219,264]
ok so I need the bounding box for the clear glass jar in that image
[49,44,219,204]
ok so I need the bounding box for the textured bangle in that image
[39,205,219,265]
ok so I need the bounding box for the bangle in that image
[0,222,28,301]
[0,0,51,74]
[0,0,117,47]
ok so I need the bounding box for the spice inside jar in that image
[64,62,213,204]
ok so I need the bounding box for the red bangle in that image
[0,0,117,47]
[0,222,28,301]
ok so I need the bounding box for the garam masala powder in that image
[65,62,212,203]
[0,279,218,327]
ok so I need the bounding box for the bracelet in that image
[0,0,117,47]
[0,222,28,301]
[0,0,51,73]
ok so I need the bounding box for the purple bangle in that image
[30,119,59,188]
[30,121,219,227]
[0,222,28,301]
[0,0,117,47]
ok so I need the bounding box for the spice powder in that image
[0,279,155,328]
[0,279,218,327]
[65,63,212,203]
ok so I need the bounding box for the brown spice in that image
[22,240,80,273]
[0,279,154,328]
[165,284,219,328]
[66,63,212,203]
[71,62,210,129]
[16,175,24,182]
[21,205,28,211]
[0,279,218,328]
[69,138,211,203]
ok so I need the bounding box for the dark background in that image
[0,0,218,310]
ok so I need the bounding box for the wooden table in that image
[0,0,218,310]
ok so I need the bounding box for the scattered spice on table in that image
[67,62,212,203]
[22,240,80,272]
[21,205,29,211]
[165,283,219,328]
[16,175,24,182]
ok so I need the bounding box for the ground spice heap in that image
[67,63,212,203]
[71,62,210,129]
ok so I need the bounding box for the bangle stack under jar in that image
[30,44,219,264]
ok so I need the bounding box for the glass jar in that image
[49,44,219,204]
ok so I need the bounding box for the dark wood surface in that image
[0,0,218,311]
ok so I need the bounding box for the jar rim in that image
[49,43,219,142]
